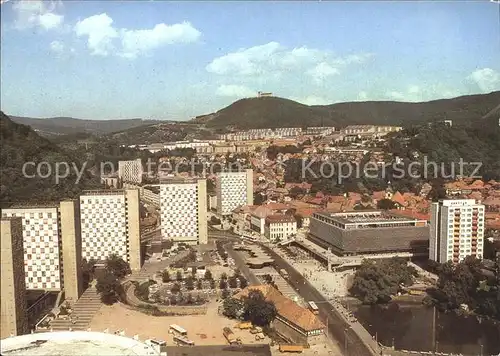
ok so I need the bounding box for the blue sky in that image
[1,0,499,120]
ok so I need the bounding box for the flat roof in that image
[163,345,272,356]
[314,210,421,224]
[0,331,159,356]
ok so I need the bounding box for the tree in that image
[82,258,97,289]
[185,276,195,291]
[191,267,197,277]
[239,276,248,289]
[105,254,131,279]
[204,269,213,280]
[377,199,397,210]
[171,282,181,294]
[210,279,216,290]
[186,293,194,305]
[196,279,203,290]
[221,272,228,280]
[176,270,183,281]
[234,269,241,277]
[162,270,171,283]
[219,280,228,290]
[349,258,417,304]
[96,270,123,305]
[221,288,231,299]
[289,186,305,199]
[222,297,245,319]
[228,276,239,289]
[187,249,197,262]
[210,216,221,225]
[243,290,277,327]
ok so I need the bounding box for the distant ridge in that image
[192,91,500,129]
[9,116,161,136]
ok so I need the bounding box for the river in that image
[348,301,500,355]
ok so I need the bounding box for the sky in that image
[1,0,500,120]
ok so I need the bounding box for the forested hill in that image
[0,111,100,205]
[193,91,500,129]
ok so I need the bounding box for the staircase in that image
[49,287,102,331]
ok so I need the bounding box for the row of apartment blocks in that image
[0,189,141,303]
[217,127,336,141]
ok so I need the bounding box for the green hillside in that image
[0,111,101,205]
[196,91,500,129]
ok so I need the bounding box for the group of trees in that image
[425,256,500,320]
[349,257,418,304]
[95,254,131,305]
[161,268,247,294]
[223,290,277,327]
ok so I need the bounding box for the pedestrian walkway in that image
[49,287,102,331]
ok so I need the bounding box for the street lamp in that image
[344,328,348,355]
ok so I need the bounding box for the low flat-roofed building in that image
[309,210,429,255]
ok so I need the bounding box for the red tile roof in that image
[234,286,325,332]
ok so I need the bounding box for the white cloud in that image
[12,0,63,30]
[306,62,340,83]
[216,85,255,98]
[290,96,331,106]
[38,12,63,30]
[206,42,372,84]
[75,13,118,56]
[120,22,200,59]
[468,68,500,93]
[74,14,200,58]
[50,40,64,54]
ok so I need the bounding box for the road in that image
[224,243,261,286]
[208,228,375,355]
[256,242,375,356]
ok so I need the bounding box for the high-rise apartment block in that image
[2,201,83,301]
[118,159,143,184]
[216,169,254,216]
[430,199,485,264]
[79,189,141,271]
[1,217,28,338]
[160,179,207,245]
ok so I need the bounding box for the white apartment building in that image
[264,215,297,242]
[79,189,141,271]
[430,199,485,264]
[216,169,254,216]
[1,201,83,301]
[159,179,208,245]
[118,159,143,184]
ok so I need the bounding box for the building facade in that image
[264,215,297,242]
[2,202,83,301]
[309,210,429,255]
[1,217,28,338]
[79,189,141,271]
[160,179,208,245]
[430,199,485,264]
[118,159,143,184]
[216,169,254,216]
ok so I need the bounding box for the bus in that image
[280,269,289,278]
[173,336,195,346]
[308,301,319,314]
[169,324,187,336]
[279,344,304,353]
[145,339,166,348]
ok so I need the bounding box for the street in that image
[208,228,374,355]
[256,242,375,356]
